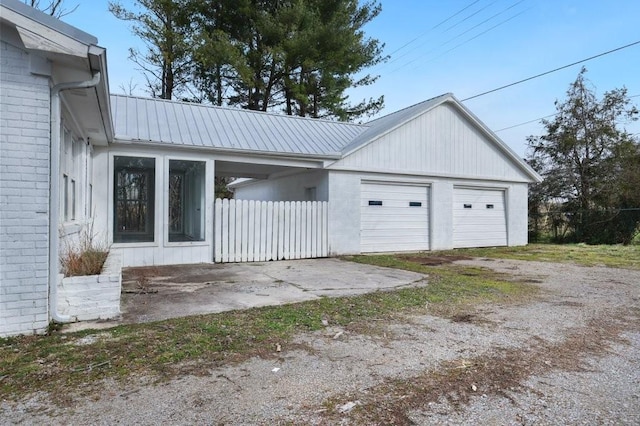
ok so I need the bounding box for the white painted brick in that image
[1,40,51,338]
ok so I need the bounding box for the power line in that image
[462,40,640,101]
[494,113,557,132]
[494,94,640,133]
[406,7,531,73]
[391,0,529,74]
[385,0,482,62]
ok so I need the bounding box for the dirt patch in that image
[123,263,236,286]
[400,254,472,266]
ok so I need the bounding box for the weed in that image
[60,221,109,276]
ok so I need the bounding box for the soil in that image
[2,258,639,425]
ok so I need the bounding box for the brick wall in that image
[0,40,52,336]
[57,251,122,321]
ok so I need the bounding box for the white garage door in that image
[361,182,430,252]
[453,188,507,248]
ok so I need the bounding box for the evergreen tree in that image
[527,68,639,243]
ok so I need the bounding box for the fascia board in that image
[110,138,341,162]
[1,7,89,57]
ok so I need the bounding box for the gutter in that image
[48,71,102,324]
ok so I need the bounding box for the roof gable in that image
[332,94,541,183]
[336,93,541,182]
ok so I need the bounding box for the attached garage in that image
[360,182,430,252]
[232,93,542,255]
[453,187,507,248]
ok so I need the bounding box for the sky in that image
[60,0,640,158]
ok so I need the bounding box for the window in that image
[369,200,383,206]
[88,184,93,217]
[168,160,205,242]
[71,179,76,220]
[409,202,422,207]
[114,156,155,243]
[63,174,69,221]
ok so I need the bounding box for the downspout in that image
[49,72,102,323]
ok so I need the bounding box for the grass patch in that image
[429,243,640,270]
[0,257,535,401]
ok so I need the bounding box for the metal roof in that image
[110,95,368,158]
[109,93,540,181]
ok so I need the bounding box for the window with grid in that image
[113,156,155,243]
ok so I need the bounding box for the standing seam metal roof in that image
[110,95,368,157]
[109,93,541,181]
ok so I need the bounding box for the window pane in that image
[63,174,69,221]
[114,156,155,243]
[71,179,76,220]
[168,160,205,242]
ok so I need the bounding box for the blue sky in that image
[62,0,640,157]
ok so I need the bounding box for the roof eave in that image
[110,138,342,161]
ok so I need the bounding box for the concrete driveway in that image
[118,258,427,324]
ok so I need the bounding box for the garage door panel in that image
[453,188,507,248]
[361,183,430,253]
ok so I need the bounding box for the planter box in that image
[57,251,122,321]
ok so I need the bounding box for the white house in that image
[0,0,541,337]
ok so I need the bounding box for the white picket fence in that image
[214,199,329,263]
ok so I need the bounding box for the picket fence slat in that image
[214,199,328,263]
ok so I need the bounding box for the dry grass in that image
[61,248,108,277]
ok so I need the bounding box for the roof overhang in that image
[111,138,333,179]
[0,0,113,144]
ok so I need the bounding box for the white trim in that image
[327,165,532,184]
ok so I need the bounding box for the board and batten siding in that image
[332,103,530,182]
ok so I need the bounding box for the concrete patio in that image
[115,258,427,325]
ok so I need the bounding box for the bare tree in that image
[25,0,78,18]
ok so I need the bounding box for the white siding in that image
[360,183,430,252]
[233,170,329,202]
[0,40,51,336]
[333,104,530,182]
[453,188,507,248]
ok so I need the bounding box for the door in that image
[360,182,430,252]
[453,187,507,248]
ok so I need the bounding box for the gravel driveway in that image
[4,258,640,425]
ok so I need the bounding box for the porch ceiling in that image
[216,161,308,179]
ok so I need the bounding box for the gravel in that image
[2,258,639,425]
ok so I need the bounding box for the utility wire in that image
[494,93,640,132]
[384,0,482,62]
[494,114,557,132]
[462,40,640,101]
[403,6,531,73]
[391,0,528,73]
